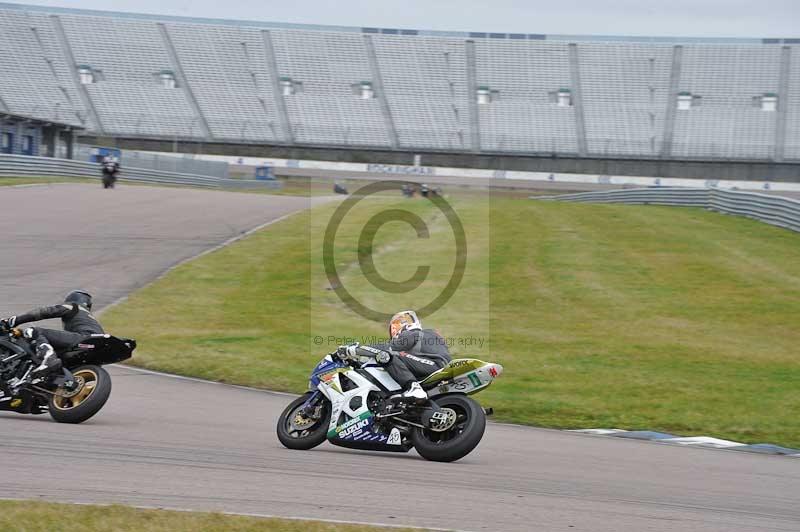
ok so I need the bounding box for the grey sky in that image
[8,0,800,38]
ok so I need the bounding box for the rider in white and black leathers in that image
[340,311,451,401]
[0,290,103,378]
[101,156,120,176]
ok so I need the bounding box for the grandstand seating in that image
[578,42,673,157]
[671,45,782,160]
[0,10,82,125]
[475,39,578,154]
[167,23,281,142]
[58,14,198,137]
[373,35,471,150]
[786,45,800,160]
[271,29,391,146]
[0,3,796,161]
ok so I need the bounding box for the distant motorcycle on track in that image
[101,157,120,189]
[277,349,503,462]
[0,325,135,423]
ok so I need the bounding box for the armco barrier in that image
[192,153,800,194]
[74,145,230,179]
[539,187,800,233]
[0,154,279,189]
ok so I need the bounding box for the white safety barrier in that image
[539,187,800,233]
[188,153,800,194]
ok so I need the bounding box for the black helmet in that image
[64,290,93,311]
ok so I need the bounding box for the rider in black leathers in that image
[0,290,103,379]
[101,156,120,188]
[340,310,451,401]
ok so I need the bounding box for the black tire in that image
[412,394,486,462]
[48,365,112,424]
[277,393,331,450]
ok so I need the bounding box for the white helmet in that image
[389,310,421,339]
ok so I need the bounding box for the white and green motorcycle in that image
[277,348,503,462]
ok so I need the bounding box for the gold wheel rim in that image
[292,412,315,429]
[53,369,99,410]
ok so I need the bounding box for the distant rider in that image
[101,155,120,187]
[102,155,120,174]
[0,290,103,381]
[339,310,451,402]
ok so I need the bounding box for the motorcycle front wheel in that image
[412,394,486,462]
[277,392,331,450]
[48,365,112,424]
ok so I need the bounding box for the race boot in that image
[31,343,61,378]
[7,376,29,396]
[391,381,428,404]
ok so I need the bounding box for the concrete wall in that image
[79,136,800,182]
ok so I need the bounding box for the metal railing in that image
[74,145,230,178]
[0,154,278,189]
[538,187,800,233]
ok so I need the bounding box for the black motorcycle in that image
[101,161,119,189]
[0,326,135,423]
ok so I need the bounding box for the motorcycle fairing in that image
[0,337,31,359]
[421,358,503,396]
[60,335,135,367]
[0,388,45,414]
[360,364,402,392]
[327,410,383,443]
[0,338,32,387]
[312,355,410,452]
[309,356,351,391]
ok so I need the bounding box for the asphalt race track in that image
[0,183,324,317]
[1,184,799,532]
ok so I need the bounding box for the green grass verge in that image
[0,501,419,531]
[0,177,91,186]
[103,194,800,447]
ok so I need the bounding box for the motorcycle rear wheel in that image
[48,365,112,424]
[412,394,486,462]
[277,392,331,450]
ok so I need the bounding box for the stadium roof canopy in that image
[0,1,797,45]
[0,110,84,130]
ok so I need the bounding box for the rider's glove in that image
[337,342,360,361]
[0,316,14,332]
